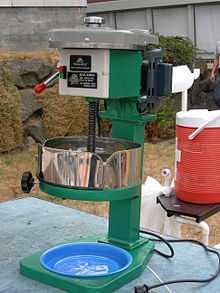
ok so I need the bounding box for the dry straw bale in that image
[37,85,88,138]
[37,89,112,138]
[0,67,23,152]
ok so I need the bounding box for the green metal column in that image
[100,99,156,249]
[109,121,144,248]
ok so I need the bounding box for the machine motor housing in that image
[59,48,143,99]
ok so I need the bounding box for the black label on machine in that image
[70,55,91,71]
[67,72,97,89]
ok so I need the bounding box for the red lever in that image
[34,82,47,94]
[58,65,66,73]
[34,71,60,95]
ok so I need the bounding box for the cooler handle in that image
[188,114,220,140]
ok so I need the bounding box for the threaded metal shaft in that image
[87,101,97,153]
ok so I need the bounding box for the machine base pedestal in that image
[20,237,154,293]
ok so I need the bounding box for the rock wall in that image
[0,53,54,152]
[0,53,90,153]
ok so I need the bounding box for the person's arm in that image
[210,55,219,82]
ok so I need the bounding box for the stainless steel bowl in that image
[37,136,141,189]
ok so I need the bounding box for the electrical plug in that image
[134,284,149,293]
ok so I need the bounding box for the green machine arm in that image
[100,98,156,249]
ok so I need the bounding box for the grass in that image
[0,140,220,246]
[0,51,58,63]
[0,146,36,201]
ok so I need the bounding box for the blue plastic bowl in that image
[40,242,132,278]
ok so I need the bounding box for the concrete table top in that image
[0,197,220,293]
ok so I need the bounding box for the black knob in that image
[21,171,34,193]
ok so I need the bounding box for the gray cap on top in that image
[49,16,158,50]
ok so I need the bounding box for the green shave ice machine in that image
[20,16,173,293]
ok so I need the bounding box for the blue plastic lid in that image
[40,242,132,278]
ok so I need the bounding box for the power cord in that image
[135,230,220,293]
[147,266,174,293]
[139,229,174,258]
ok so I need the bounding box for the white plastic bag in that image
[140,176,181,238]
[140,176,166,232]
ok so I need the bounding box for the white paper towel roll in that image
[172,65,196,93]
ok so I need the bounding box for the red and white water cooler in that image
[175,109,220,204]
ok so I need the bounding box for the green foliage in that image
[159,36,196,67]
[153,36,196,139]
[156,96,177,139]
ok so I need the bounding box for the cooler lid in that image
[177,110,220,128]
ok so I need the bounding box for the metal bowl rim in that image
[42,136,141,153]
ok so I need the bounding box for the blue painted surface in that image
[0,197,220,293]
